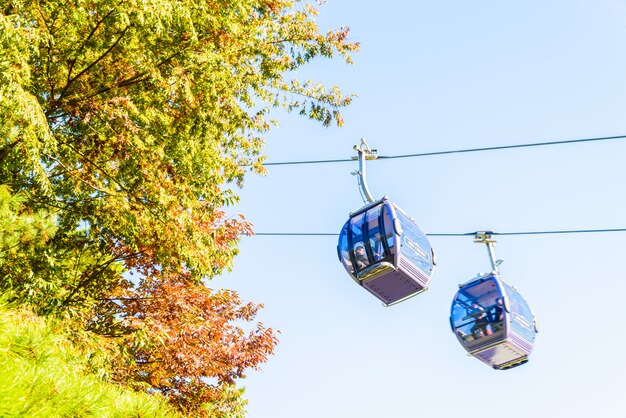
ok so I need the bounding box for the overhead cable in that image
[254,228,626,237]
[262,134,626,166]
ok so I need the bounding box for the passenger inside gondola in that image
[469,302,492,338]
[490,298,505,332]
[354,245,369,270]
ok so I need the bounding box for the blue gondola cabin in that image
[450,273,538,370]
[338,197,435,306]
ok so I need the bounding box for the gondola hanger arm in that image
[351,138,378,204]
[474,231,503,275]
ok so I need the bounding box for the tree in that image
[110,279,278,416]
[1,0,357,414]
[0,185,58,303]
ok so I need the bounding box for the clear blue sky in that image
[215,1,626,417]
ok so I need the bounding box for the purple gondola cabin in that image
[450,273,538,370]
[337,197,435,306]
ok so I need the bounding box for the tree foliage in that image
[0,300,181,417]
[1,0,357,414]
[108,279,277,415]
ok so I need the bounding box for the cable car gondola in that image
[337,140,435,306]
[449,232,538,370]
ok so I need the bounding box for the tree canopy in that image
[0,0,357,415]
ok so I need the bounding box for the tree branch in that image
[0,138,21,165]
[80,7,120,54]
[60,25,132,99]
[67,47,187,104]
[62,254,123,306]
[66,7,119,86]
